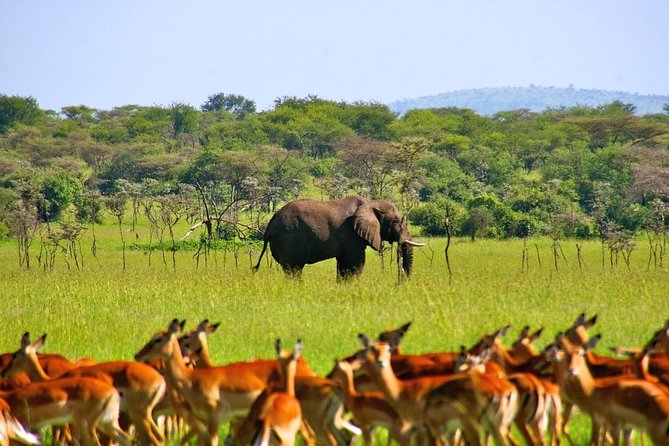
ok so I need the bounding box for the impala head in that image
[377,321,412,353]
[358,333,393,370]
[274,338,303,392]
[1,332,46,378]
[327,358,357,385]
[135,319,186,362]
[564,313,597,347]
[468,325,511,357]
[275,338,303,363]
[510,326,543,362]
[454,344,489,374]
[557,332,601,378]
[648,319,669,355]
[178,319,220,361]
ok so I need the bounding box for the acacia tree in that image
[0,95,44,133]
[336,136,396,198]
[389,137,428,210]
[104,193,127,270]
[201,93,256,117]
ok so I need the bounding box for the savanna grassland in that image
[1,217,667,444]
[2,222,666,366]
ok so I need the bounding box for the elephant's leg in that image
[336,250,365,280]
[282,264,304,278]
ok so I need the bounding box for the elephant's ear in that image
[353,204,382,251]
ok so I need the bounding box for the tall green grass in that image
[0,220,666,444]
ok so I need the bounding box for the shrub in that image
[408,200,465,236]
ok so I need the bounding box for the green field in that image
[0,219,666,444]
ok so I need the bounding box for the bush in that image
[37,173,83,222]
[408,200,465,236]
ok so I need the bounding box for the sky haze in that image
[1,0,667,112]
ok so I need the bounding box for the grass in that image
[0,217,666,444]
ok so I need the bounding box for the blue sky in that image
[1,0,667,112]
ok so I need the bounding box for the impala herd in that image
[0,315,668,446]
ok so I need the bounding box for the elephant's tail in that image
[253,239,269,272]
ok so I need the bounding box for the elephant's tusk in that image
[403,240,425,247]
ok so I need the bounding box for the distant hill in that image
[388,86,669,116]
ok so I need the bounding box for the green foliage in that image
[465,193,539,238]
[0,95,44,133]
[37,173,83,221]
[170,102,199,137]
[125,106,171,141]
[1,94,669,243]
[203,116,268,151]
[418,154,475,202]
[408,199,465,236]
[201,93,256,117]
[0,220,8,240]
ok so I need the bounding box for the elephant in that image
[254,196,423,279]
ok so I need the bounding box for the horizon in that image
[4,84,669,114]
[2,1,667,112]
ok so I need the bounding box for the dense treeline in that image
[1,92,669,252]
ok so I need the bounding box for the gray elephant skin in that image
[254,196,422,279]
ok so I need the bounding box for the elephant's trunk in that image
[400,242,414,277]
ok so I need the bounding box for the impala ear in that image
[168,319,185,334]
[353,204,382,251]
[20,332,31,349]
[33,334,47,351]
[496,325,511,338]
[585,334,602,351]
[196,320,210,331]
[293,339,303,359]
[378,321,412,346]
[532,328,544,341]
[358,333,372,349]
[585,315,598,329]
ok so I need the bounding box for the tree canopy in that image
[1,92,668,241]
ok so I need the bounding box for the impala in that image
[357,332,519,446]
[136,320,324,445]
[328,359,411,446]
[423,345,519,446]
[565,313,669,385]
[343,323,459,393]
[0,396,40,446]
[4,332,167,446]
[236,339,303,446]
[551,334,669,446]
[1,335,130,446]
[469,326,560,446]
[178,319,358,446]
[650,320,669,355]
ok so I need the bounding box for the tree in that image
[37,173,83,222]
[389,137,429,210]
[201,93,256,117]
[0,95,44,133]
[61,105,97,125]
[336,136,395,198]
[462,207,494,241]
[170,102,199,137]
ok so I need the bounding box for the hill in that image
[388,86,669,116]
